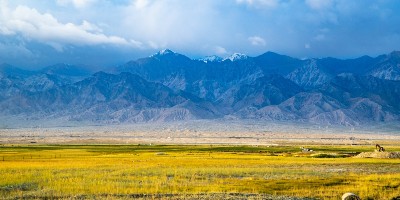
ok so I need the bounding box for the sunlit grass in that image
[0,145,399,199]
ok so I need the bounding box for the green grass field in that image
[0,144,399,199]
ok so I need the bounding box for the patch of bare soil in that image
[355,152,400,159]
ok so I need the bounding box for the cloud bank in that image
[0,1,140,52]
[56,0,97,9]
[0,0,399,68]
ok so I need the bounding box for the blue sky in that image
[1,0,400,69]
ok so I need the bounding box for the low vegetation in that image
[0,145,399,199]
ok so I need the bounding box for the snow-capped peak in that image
[223,53,248,62]
[159,49,175,55]
[150,49,176,57]
[198,55,223,63]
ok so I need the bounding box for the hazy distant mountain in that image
[0,71,220,122]
[1,50,400,126]
[0,63,92,99]
[41,63,92,78]
[254,51,303,75]
[0,63,35,78]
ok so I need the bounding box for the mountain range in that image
[1,50,400,126]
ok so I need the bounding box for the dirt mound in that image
[355,152,400,159]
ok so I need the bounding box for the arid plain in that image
[1,121,400,199]
[1,120,400,145]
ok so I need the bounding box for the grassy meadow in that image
[0,144,400,199]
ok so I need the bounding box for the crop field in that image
[0,144,400,199]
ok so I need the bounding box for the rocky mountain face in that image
[286,59,332,89]
[370,51,400,80]
[1,50,400,126]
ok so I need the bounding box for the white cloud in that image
[122,1,225,50]
[214,46,228,55]
[0,3,141,51]
[248,36,266,46]
[236,0,279,8]
[79,20,103,33]
[305,0,333,10]
[57,0,97,9]
[133,0,150,9]
[147,41,159,49]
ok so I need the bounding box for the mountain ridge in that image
[1,50,400,126]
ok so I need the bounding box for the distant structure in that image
[342,193,361,200]
[300,147,313,153]
[376,144,385,152]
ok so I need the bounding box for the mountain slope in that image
[286,60,332,89]
[218,75,303,110]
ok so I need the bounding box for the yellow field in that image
[0,145,399,199]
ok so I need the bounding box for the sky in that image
[0,0,400,69]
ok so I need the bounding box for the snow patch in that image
[198,55,223,63]
[223,53,248,62]
[150,49,176,57]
